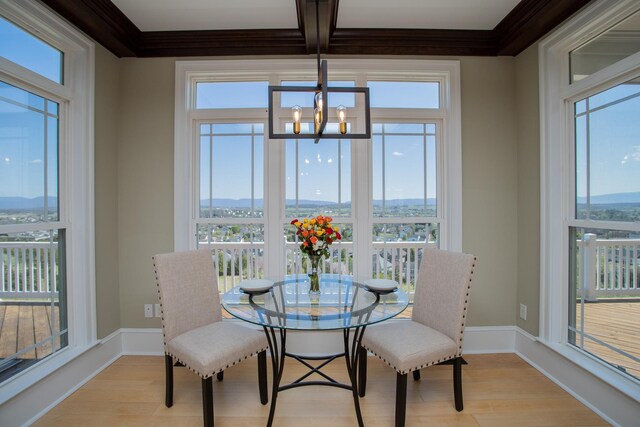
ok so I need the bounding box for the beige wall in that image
[515,44,541,335]
[117,58,175,327]
[108,56,523,328]
[94,45,122,338]
[460,57,519,326]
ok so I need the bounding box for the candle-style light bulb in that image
[292,105,302,134]
[336,105,347,134]
[314,107,321,134]
[314,92,323,128]
[314,92,323,110]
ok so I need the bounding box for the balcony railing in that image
[0,242,59,299]
[578,234,640,300]
[3,236,638,301]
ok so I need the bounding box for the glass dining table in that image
[222,274,409,427]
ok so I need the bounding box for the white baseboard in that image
[120,328,164,355]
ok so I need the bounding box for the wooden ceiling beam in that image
[297,0,339,54]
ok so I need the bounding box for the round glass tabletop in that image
[221,274,409,330]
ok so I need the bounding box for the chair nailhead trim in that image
[167,347,269,379]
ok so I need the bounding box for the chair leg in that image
[395,372,407,427]
[216,371,224,382]
[453,357,463,411]
[358,346,367,397]
[258,350,268,405]
[412,369,420,381]
[202,377,213,427]
[164,354,173,407]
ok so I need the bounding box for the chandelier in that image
[268,0,371,143]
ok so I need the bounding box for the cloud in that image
[632,146,640,161]
[30,159,43,164]
[3,157,9,163]
[392,151,404,156]
[304,158,310,164]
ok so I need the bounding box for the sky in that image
[1,16,639,206]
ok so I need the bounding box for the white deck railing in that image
[0,242,59,299]
[579,234,640,300]
[3,237,638,300]
[199,240,434,298]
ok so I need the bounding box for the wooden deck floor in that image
[575,301,640,378]
[2,301,638,380]
[0,302,60,361]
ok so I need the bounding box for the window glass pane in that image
[372,223,439,302]
[280,81,355,108]
[198,123,264,218]
[0,82,59,224]
[0,16,63,84]
[0,229,67,382]
[368,81,439,108]
[196,82,268,109]
[285,138,351,218]
[574,78,640,222]
[195,224,265,292]
[373,123,437,217]
[569,227,640,380]
[570,10,640,83]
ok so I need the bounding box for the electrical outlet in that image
[519,303,527,320]
[154,303,161,318]
[144,304,153,318]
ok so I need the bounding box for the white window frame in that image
[539,0,640,399]
[0,0,95,403]
[175,59,461,279]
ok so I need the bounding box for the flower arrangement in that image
[290,215,342,258]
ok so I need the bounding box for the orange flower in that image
[310,236,318,244]
[301,230,309,237]
[302,241,309,247]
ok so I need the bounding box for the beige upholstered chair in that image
[358,248,477,427]
[153,249,269,426]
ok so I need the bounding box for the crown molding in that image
[38,0,593,58]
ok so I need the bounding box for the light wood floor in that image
[33,354,609,427]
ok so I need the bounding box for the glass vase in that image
[308,253,321,295]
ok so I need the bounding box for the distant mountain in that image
[0,196,58,210]
[200,198,437,208]
[373,198,437,207]
[200,199,336,208]
[577,192,640,205]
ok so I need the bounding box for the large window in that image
[195,122,266,292]
[372,123,440,298]
[0,0,93,395]
[569,79,640,380]
[541,0,640,395]
[175,59,461,298]
[0,81,67,381]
